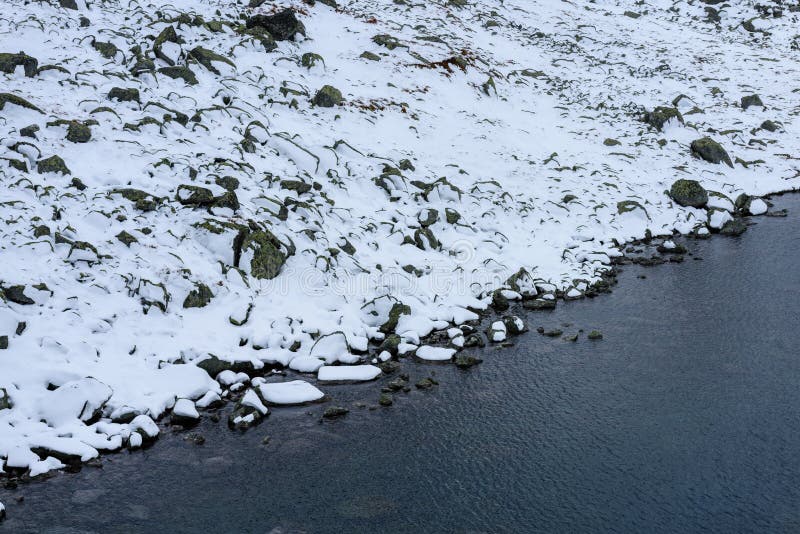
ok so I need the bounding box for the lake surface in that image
[2,194,799,534]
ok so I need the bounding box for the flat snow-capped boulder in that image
[256,380,324,405]
[317,365,382,383]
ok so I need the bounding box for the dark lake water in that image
[2,194,800,534]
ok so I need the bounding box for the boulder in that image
[669,179,708,208]
[690,137,733,167]
[246,9,305,41]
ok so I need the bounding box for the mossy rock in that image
[379,333,401,355]
[360,51,381,61]
[669,179,708,208]
[92,41,118,59]
[215,176,239,191]
[415,377,438,390]
[491,289,509,311]
[380,302,411,334]
[760,120,779,132]
[455,354,482,369]
[323,406,349,419]
[65,121,91,143]
[116,230,137,247]
[643,106,684,131]
[378,393,393,406]
[603,138,621,146]
[445,208,461,224]
[108,87,140,103]
[418,208,439,227]
[617,200,648,216]
[690,137,732,167]
[587,330,603,340]
[33,224,51,238]
[59,0,78,9]
[0,52,38,77]
[20,124,39,138]
[241,230,286,280]
[720,219,746,236]
[176,184,214,207]
[153,25,183,65]
[37,155,70,175]
[740,94,763,110]
[158,66,198,85]
[245,8,306,41]
[189,46,235,75]
[183,283,214,308]
[238,26,277,52]
[0,92,42,112]
[312,85,343,107]
[280,179,312,194]
[373,34,400,50]
[0,388,11,409]
[211,191,240,211]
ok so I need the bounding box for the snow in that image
[415,346,457,362]
[318,365,382,383]
[0,0,796,478]
[240,389,269,415]
[172,398,199,420]
[256,380,323,405]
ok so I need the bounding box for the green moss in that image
[211,191,240,211]
[280,180,312,194]
[617,200,648,216]
[33,224,51,238]
[65,121,91,143]
[418,208,439,227]
[445,208,461,224]
[740,94,763,110]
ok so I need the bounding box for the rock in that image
[378,393,393,406]
[3,285,34,305]
[0,92,42,112]
[502,315,525,335]
[418,208,439,227]
[454,354,482,369]
[59,0,78,9]
[0,388,11,409]
[0,52,38,77]
[240,230,286,280]
[108,87,140,103]
[522,298,556,310]
[323,406,349,419]
[228,389,268,430]
[37,155,70,175]
[760,120,779,132]
[415,377,438,389]
[491,289,509,311]
[380,334,402,355]
[246,9,306,41]
[445,208,461,224]
[540,328,563,337]
[360,51,381,61]
[669,179,708,208]
[66,121,91,143]
[690,137,733,167]
[189,46,235,75]
[373,34,401,50]
[20,124,39,138]
[379,360,401,375]
[158,66,198,85]
[116,230,137,247]
[171,398,199,427]
[643,106,683,131]
[587,330,603,340]
[312,85,343,107]
[211,191,239,211]
[740,94,763,110]
[176,184,214,207]
[720,219,746,236]
[216,176,239,191]
[280,179,312,194]
[380,302,411,334]
[183,283,214,308]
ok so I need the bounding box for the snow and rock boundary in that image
[1,0,799,491]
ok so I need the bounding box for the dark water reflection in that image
[2,194,800,533]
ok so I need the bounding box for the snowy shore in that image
[1,0,798,494]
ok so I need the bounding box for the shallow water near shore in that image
[2,194,800,534]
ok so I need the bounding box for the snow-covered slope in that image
[1,0,798,479]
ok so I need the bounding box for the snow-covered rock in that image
[317,365,382,383]
[256,380,325,405]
